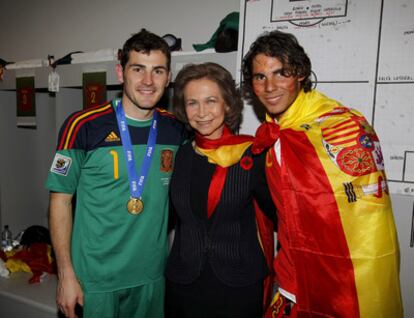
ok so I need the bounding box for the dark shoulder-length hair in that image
[242,30,312,103]
[173,62,243,133]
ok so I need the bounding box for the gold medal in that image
[127,197,144,215]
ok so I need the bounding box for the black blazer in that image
[166,142,276,287]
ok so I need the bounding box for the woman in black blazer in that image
[165,62,277,318]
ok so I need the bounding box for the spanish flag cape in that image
[254,90,403,317]
[195,125,276,310]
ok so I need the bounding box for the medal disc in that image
[127,198,144,215]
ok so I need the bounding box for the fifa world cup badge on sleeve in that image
[50,153,72,176]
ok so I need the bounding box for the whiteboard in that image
[238,0,414,195]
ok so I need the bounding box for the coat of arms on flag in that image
[319,109,384,177]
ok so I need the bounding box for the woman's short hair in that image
[173,62,243,133]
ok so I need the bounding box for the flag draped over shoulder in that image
[257,90,403,317]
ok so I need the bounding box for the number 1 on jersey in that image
[110,150,119,179]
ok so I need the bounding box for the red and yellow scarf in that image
[194,126,253,218]
[253,90,402,318]
[195,126,275,309]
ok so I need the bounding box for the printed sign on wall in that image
[83,71,107,109]
[16,76,36,128]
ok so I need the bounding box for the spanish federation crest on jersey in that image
[50,153,72,176]
[319,108,385,176]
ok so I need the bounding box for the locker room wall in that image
[0,0,239,233]
[0,0,239,61]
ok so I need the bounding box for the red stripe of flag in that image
[267,129,360,317]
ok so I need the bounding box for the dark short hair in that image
[242,30,312,103]
[120,28,171,70]
[173,62,243,133]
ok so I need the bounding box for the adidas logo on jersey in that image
[105,131,120,142]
